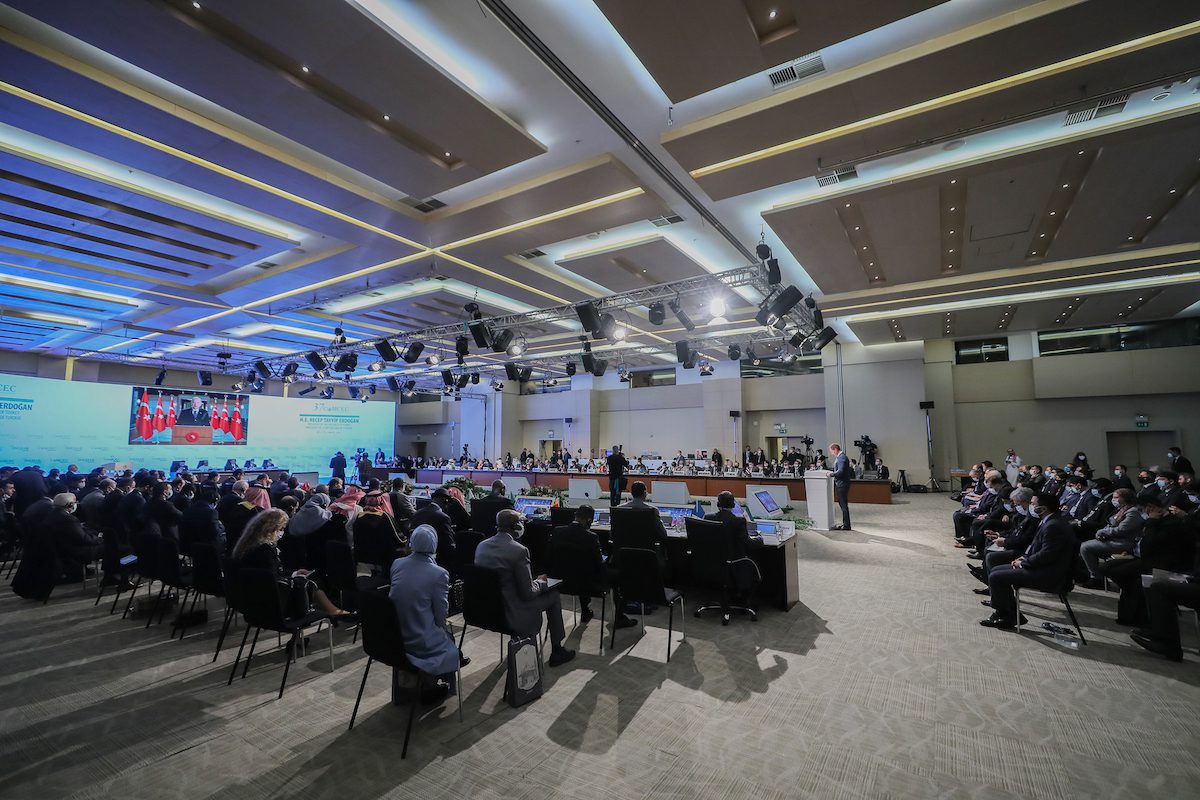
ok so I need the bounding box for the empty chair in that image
[347,590,462,757]
[1016,577,1088,645]
[685,517,760,625]
[155,537,194,634]
[611,548,684,662]
[184,543,225,643]
[454,530,485,566]
[122,527,161,620]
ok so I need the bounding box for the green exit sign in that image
[1136,421,1149,428]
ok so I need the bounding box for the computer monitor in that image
[657,504,698,528]
[755,520,779,536]
[592,508,611,528]
[195,460,209,471]
[753,490,784,519]
[168,460,187,476]
[514,496,554,518]
[746,484,789,519]
[651,480,690,505]
[292,471,319,487]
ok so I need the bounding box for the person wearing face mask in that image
[1041,468,1061,498]
[970,487,1040,591]
[1059,476,1098,522]
[474,509,576,667]
[961,487,1016,558]
[1168,472,1197,512]
[1167,447,1193,478]
[142,480,183,542]
[1111,464,1134,493]
[954,470,1004,542]
[1078,488,1144,589]
[1069,452,1093,479]
[1003,449,1022,487]
[1153,470,1185,509]
[981,491,1077,630]
[1098,496,1195,627]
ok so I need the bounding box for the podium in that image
[804,470,835,531]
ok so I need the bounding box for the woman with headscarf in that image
[244,484,272,512]
[388,525,467,700]
[443,485,472,531]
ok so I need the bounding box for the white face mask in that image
[1114,470,1123,476]
[1002,503,1014,512]
[1111,497,1120,507]
[1029,505,1043,518]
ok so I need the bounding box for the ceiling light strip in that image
[692,19,1200,178]
[438,188,645,251]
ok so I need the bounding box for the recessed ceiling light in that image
[950,179,957,184]
[845,203,851,208]
[868,262,874,266]
[1128,235,1135,240]
[1050,211,1057,216]
[769,9,777,19]
[1062,183,1069,189]
[948,249,954,253]
[949,230,954,234]
[949,206,956,212]
[854,226,860,231]
[301,65,310,73]
[1039,233,1046,238]
[192,1,200,7]
[874,275,880,280]
[445,151,452,158]
[1077,150,1084,155]
[383,114,390,121]
[862,246,867,250]
[1169,188,1177,194]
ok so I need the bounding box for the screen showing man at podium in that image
[128,387,249,445]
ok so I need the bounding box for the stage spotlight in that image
[441,370,454,387]
[400,341,424,363]
[313,369,329,380]
[250,381,265,394]
[425,352,442,366]
[611,321,626,341]
[360,395,368,403]
[305,351,328,372]
[617,366,630,382]
[333,353,358,372]
[154,368,167,386]
[518,367,533,382]
[802,326,838,353]
[196,370,213,387]
[647,301,666,325]
[590,359,607,377]
[465,302,482,320]
[347,386,361,400]
[281,362,299,379]
[668,298,695,331]
[492,328,515,354]
[709,297,727,318]
[374,339,399,362]
[574,301,602,334]
[455,374,470,390]
[442,386,453,395]
[675,340,691,364]
[332,326,347,345]
[368,384,377,395]
[505,363,520,381]
[756,241,772,261]
[565,361,577,376]
[470,373,480,385]
[455,336,470,358]
[597,313,621,340]
[253,360,271,379]
[320,386,334,399]
[367,360,385,372]
[506,336,527,357]
[282,373,298,384]
[756,285,803,328]
[765,257,781,285]
[788,330,808,349]
[385,376,401,392]
[298,384,316,396]
[491,380,504,392]
[804,293,816,309]
[727,343,742,361]
[580,352,596,373]
[682,350,699,369]
[231,381,244,392]
[699,361,714,376]
[812,308,824,329]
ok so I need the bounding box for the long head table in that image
[412,469,892,505]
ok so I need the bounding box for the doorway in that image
[1105,430,1176,474]
[539,439,563,460]
[410,441,427,460]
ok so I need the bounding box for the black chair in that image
[348,590,462,756]
[122,528,161,620]
[547,540,608,654]
[1015,580,1088,645]
[611,548,684,661]
[213,555,242,663]
[457,564,542,695]
[156,537,195,635]
[277,533,307,572]
[522,519,552,576]
[183,543,225,642]
[609,507,665,561]
[352,515,403,572]
[226,568,331,698]
[549,507,578,527]
[685,517,759,625]
[454,530,485,566]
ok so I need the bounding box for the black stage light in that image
[565,361,577,376]
[507,336,526,357]
[374,339,400,362]
[804,293,816,309]
[400,341,424,363]
[403,380,417,395]
[682,350,698,369]
[757,285,803,328]
[281,362,299,379]
[455,336,470,358]
[756,242,772,261]
[253,360,271,379]
[491,328,515,354]
[647,301,665,325]
[590,359,607,377]
[727,343,742,361]
[492,380,504,392]
[505,363,521,381]
[425,352,442,366]
[812,308,824,329]
[369,384,377,395]
[441,370,454,387]
[298,385,316,396]
[333,352,358,372]
[443,386,453,396]
[675,340,691,364]
[465,302,482,320]
[699,362,714,376]
[385,376,401,392]
[305,351,328,371]
[320,386,334,399]
[196,370,213,386]
[231,381,244,392]
[802,326,838,353]
[455,374,470,390]
[581,352,596,373]
[468,318,494,349]
[154,369,167,386]
[598,313,619,340]
[470,372,480,385]
[765,257,781,285]
[518,367,532,382]
[575,301,602,334]
[348,386,361,400]
[668,298,695,331]
[788,330,807,349]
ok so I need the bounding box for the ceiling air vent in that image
[767,52,824,90]
[254,261,278,270]
[1063,93,1129,126]
[648,214,684,227]
[815,165,858,187]
[518,248,546,259]
[401,196,447,213]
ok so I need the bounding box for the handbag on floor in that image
[504,635,543,708]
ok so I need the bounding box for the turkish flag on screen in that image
[220,399,230,433]
[231,396,244,441]
[152,394,166,433]
[136,389,153,440]
[210,399,220,430]
[166,396,176,428]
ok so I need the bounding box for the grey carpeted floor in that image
[1,494,1197,799]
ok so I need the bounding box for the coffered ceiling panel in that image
[595,0,940,102]
[556,236,710,294]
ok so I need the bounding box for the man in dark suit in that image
[475,509,575,666]
[329,451,348,481]
[470,480,514,537]
[176,396,208,426]
[180,485,225,553]
[548,505,636,628]
[704,491,753,559]
[829,443,854,530]
[982,491,1076,629]
[606,445,628,506]
[1167,447,1193,479]
[11,466,48,517]
[411,489,458,574]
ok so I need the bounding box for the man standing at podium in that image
[177,396,207,426]
[830,443,853,531]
